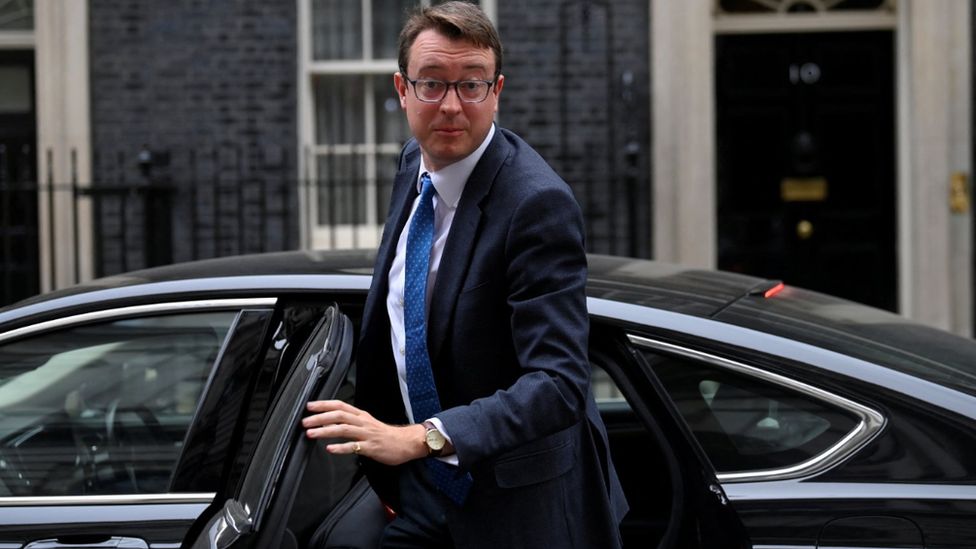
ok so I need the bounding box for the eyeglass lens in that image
[414,80,490,102]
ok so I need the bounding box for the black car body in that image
[0,250,973,548]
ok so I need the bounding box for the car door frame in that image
[588,315,751,549]
[183,303,354,549]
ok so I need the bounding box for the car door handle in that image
[24,536,149,549]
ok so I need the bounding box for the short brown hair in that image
[397,1,502,79]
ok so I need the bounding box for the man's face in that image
[394,29,504,172]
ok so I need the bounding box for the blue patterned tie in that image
[404,172,472,505]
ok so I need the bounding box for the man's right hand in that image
[302,400,428,466]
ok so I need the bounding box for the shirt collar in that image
[417,124,496,208]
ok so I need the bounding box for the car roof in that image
[585,255,773,317]
[0,251,771,329]
[3,250,975,402]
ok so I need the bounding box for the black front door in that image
[0,49,39,306]
[716,31,896,311]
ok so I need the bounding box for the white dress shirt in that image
[386,125,495,462]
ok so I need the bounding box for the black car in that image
[0,250,973,549]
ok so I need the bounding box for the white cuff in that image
[427,417,459,466]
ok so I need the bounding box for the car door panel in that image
[0,500,209,548]
[726,481,976,549]
[23,536,150,548]
[184,304,354,549]
[819,515,923,549]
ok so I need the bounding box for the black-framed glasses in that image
[402,75,496,104]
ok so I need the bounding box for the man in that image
[302,2,627,547]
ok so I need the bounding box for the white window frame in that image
[0,0,93,292]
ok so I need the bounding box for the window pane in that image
[0,66,31,113]
[0,0,33,30]
[373,75,408,145]
[374,152,398,223]
[646,352,858,472]
[315,75,365,145]
[0,311,235,495]
[718,0,886,12]
[312,0,363,60]
[372,0,414,60]
[317,154,367,225]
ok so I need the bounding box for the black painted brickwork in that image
[85,0,652,274]
[89,0,298,274]
[498,0,652,257]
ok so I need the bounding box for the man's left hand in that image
[303,400,427,466]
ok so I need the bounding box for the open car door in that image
[183,304,366,549]
[589,322,752,549]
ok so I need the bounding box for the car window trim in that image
[0,298,277,344]
[246,307,344,529]
[0,493,215,506]
[628,334,886,483]
[188,306,353,547]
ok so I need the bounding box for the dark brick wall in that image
[89,0,298,274]
[84,0,651,275]
[498,0,652,257]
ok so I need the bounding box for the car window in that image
[591,366,628,406]
[0,311,236,496]
[643,351,859,473]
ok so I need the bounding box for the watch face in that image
[426,428,446,451]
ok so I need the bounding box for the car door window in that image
[187,305,358,549]
[642,351,859,474]
[591,366,629,406]
[0,311,236,496]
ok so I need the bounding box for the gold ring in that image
[354,442,361,455]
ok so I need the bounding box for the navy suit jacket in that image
[356,127,628,547]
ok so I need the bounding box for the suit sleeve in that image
[435,183,590,468]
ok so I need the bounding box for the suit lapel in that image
[362,145,420,334]
[427,130,511,362]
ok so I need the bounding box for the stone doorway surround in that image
[652,0,972,335]
[35,0,94,293]
[0,0,94,293]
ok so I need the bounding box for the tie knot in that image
[420,172,435,200]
